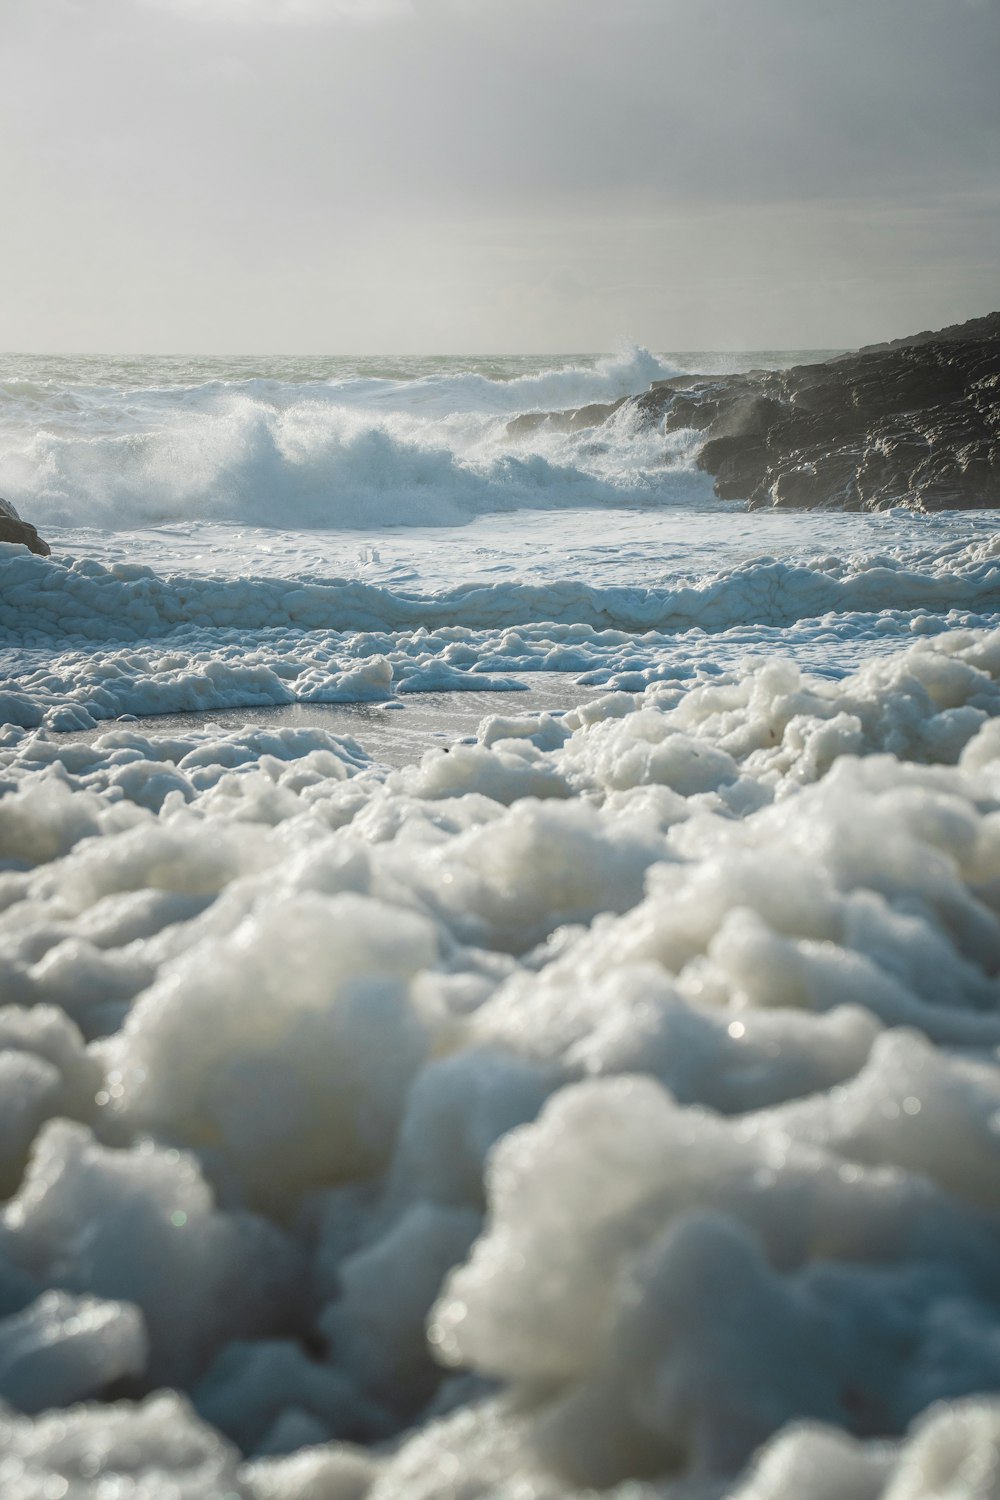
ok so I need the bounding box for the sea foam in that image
[2,350,1000,1497]
[1,535,999,730]
[0,625,999,1495]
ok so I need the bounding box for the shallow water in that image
[1,351,999,1499]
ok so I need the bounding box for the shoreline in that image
[33,678,602,770]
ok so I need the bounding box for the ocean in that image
[0,350,999,1498]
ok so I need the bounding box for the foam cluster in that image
[0,628,999,1496]
[2,535,1000,730]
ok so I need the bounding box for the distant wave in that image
[0,346,675,411]
[326,345,675,416]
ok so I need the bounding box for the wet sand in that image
[50,674,600,769]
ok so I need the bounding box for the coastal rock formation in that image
[0,498,50,556]
[512,312,1000,512]
[647,311,1000,511]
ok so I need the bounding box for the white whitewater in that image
[0,350,999,1499]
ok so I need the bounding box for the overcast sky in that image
[2,0,998,352]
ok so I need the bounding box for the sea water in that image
[0,351,999,1498]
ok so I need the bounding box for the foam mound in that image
[0,626,999,1496]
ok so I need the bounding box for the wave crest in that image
[0,355,703,530]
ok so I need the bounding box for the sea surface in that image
[0,351,999,1498]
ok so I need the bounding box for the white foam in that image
[0,626,996,1496]
[2,1120,302,1385]
[0,350,692,532]
[1,352,1000,1496]
[0,1290,147,1413]
[1,530,999,729]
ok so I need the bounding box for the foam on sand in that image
[0,625,999,1494]
[2,532,1000,732]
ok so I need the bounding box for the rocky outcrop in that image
[647,312,1000,510]
[510,313,1000,512]
[0,498,50,556]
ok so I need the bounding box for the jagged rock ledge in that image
[511,312,1000,511]
[0,497,50,556]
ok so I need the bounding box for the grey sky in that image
[2,0,998,352]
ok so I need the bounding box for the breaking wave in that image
[0,348,697,530]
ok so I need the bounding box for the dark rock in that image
[505,312,1000,512]
[848,311,1000,355]
[506,397,627,438]
[651,313,1000,512]
[0,498,50,556]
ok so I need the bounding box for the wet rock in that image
[651,313,1000,512]
[508,313,1000,512]
[0,498,50,556]
[506,398,627,438]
